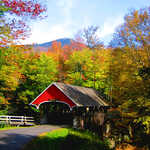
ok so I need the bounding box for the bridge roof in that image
[30,82,109,109]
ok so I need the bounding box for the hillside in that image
[33,38,72,52]
[32,38,86,52]
[34,38,72,48]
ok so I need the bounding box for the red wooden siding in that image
[31,84,76,109]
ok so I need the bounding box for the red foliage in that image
[0,38,9,46]
[10,20,29,40]
[46,40,87,61]
[51,41,62,52]
[81,74,87,80]
[69,40,87,51]
[2,0,46,18]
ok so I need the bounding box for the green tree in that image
[9,53,58,115]
[108,47,150,146]
[0,45,23,113]
[65,48,110,97]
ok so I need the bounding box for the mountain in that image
[34,38,72,48]
[32,38,86,52]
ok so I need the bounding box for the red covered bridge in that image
[30,82,110,132]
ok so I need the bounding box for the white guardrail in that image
[0,116,35,126]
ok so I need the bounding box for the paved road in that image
[0,125,60,150]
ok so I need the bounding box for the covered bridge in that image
[30,82,109,131]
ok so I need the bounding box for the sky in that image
[21,0,150,45]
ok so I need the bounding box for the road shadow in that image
[0,133,36,150]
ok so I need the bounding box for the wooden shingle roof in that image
[54,82,108,107]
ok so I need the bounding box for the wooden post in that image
[24,116,27,125]
[22,116,24,125]
[6,116,8,124]
[9,116,11,125]
[80,117,84,129]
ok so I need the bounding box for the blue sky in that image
[21,0,150,45]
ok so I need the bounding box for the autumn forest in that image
[0,0,150,149]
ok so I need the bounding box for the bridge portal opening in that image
[39,101,73,125]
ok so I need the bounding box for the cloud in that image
[20,22,73,44]
[45,23,73,40]
[99,15,124,38]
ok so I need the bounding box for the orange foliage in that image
[116,144,146,150]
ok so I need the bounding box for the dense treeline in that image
[0,2,150,148]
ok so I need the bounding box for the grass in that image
[23,128,111,150]
[0,126,33,131]
[0,126,19,130]
[0,122,17,130]
[0,122,35,131]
